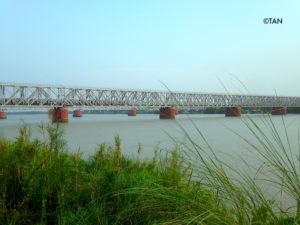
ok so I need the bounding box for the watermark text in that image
[263,18,283,24]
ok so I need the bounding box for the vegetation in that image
[0,116,300,224]
[173,114,300,225]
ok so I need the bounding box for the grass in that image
[0,124,234,224]
[174,113,300,225]
[240,115,300,215]
[0,115,300,224]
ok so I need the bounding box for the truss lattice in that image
[1,83,300,110]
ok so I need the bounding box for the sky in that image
[0,0,299,96]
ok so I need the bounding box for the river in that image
[1,113,299,161]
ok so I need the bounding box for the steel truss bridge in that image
[1,83,300,111]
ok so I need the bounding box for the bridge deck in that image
[1,83,300,110]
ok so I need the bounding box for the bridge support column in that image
[128,109,137,116]
[0,110,7,119]
[160,107,177,119]
[52,107,68,123]
[225,107,241,117]
[48,108,54,119]
[73,109,82,117]
[271,107,287,115]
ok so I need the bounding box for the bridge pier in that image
[225,107,241,117]
[160,107,177,119]
[73,109,82,117]
[128,109,137,116]
[51,107,68,123]
[48,108,54,119]
[0,110,7,119]
[271,107,287,115]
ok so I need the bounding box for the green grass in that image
[0,119,299,224]
[0,124,234,224]
[174,113,300,225]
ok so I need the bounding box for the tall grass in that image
[0,124,234,224]
[170,113,300,225]
[240,115,300,214]
[1,114,300,224]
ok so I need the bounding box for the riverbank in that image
[0,124,299,224]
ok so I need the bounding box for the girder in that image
[0,83,300,110]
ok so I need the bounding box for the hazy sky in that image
[0,1,299,96]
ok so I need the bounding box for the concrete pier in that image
[0,110,7,119]
[225,107,241,117]
[160,107,177,119]
[73,109,82,117]
[271,107,287,115]
[51,107,68,123]
[128,109,137,116]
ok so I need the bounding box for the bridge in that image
[1,82,300,121]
